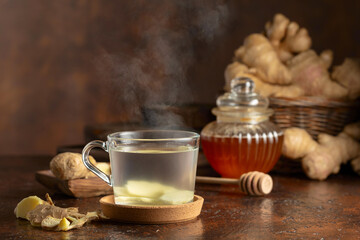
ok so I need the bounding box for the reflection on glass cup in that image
[82,130,200,206]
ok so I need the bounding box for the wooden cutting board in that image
[35,170,113,198]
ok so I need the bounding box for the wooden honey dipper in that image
[196,171,273,196]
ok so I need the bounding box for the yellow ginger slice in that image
[125,180,175,198]
[159,190,194,205]
[114,196,159,205]
[57,217,71,231]
[113,186,160,205]
[116,181,193,205]
[14,196,48,220]
[113,186,128,196]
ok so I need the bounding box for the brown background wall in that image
[0,0,359,155]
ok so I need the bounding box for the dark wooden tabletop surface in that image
[1,155,360,239]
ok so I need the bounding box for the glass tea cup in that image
[82,130,200,206]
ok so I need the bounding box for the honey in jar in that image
[201,77,283,178]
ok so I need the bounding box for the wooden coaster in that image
[100,195,204,224]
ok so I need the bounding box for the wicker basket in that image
[269,96,360,139]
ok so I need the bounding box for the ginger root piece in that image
[284,22,312,53]
[282,128,318,159]
[15,194,99,231]
[332,58,360,100]
[41,216,62,229]
[50,152,95,180]
[225,61,304,98]
[27,204,69,226]
[234,33,292,85]
[265,13,312,62]
[343,122,360,141]
[319,49,334,69]
[303,133,360,180]
[50,152,111,180]
[283,125,360,180]
[265,13,289,48]
[287,50,348,100]
[95,162,111,176]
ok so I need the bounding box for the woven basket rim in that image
[269,96,359,108]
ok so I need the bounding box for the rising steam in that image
[97,1,229,128]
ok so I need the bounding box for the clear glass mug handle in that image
[82,140,112,186]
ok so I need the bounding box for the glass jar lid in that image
[213,77,273,122]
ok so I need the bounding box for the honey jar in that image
[201,77,283,178]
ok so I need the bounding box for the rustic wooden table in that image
[1,156,360,239]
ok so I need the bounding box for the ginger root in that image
[41,216,63,229]
[225,61,304,98]
[235,33,292,85]
[319,49,333,69]
[265,13,312,62]
[282,128,317,159]
[287,50,348,100]
[303,133,360,180]
[332,58,360,100]
[283,124,360,180]
[50,152,111,180]
[265,13,289,48]
[15,194,98,231]
[28,204,69,227]
[227,49,347,100]
[343,122,360,141]
[225,13,358,101]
